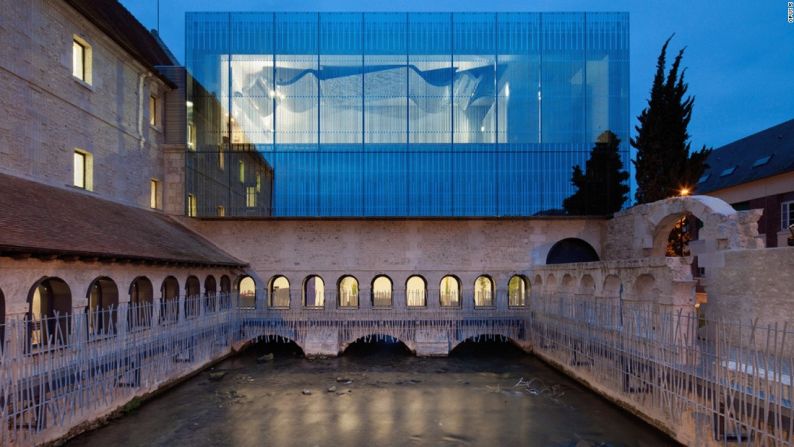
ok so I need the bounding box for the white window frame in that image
[782,201,794,231]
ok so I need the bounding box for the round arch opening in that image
[546,238,599,264]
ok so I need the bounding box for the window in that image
[150,179,159,209]
[187,193,197,217]
[304,275,325,307]
[246,187,257,208]
[187,123,196,150]
[372,275,392,307]
[406,276,426,307]
[218,149,225,170]
[239,276,257,309]
[73,149,92,190]
[217,205,225,217]
[782,201,794,231]
[72,37,91,83]
[439,276,460,307]
[256,172,262,192]
[720,166,736,177]
[508,275,528,307]
[753,155,772,168]
[338,276,359,308]
[269,276,290,308]
[149,95,158,127]
[239,160,245,183]
[474,275,494,307]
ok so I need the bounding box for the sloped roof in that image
[697,119,794,194]
[64,0,177,87]
[0,173,244,266]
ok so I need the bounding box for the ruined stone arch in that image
[204,275,217,313]
[184,275,201,318]
[560,274,575,294]
[544,274,557,295]
[341,333,415,354]
[633,274,657,301]
[449,333,528,354]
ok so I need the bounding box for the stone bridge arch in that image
[340,333,415,354]
[449,332,530,353]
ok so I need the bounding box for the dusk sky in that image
[121,0,793,151]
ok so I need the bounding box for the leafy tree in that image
[563,130,629,215]
[632,36,711,204]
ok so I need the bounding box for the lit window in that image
[187,193,197,217]
[150,179,158,209]
[217,205,225,217]
[246,186,257,208]
[149,95,157,127]
[440,276,460,307]
[187,123,196,150]
[372,275,392,307]
[218,149,225,170]
[406,275,426,307]
[782,201,794,231]
[256,172,261,192]
[239,160,245,183]
[73,149,92,190]
[72,37,91,84]
[508,275,528,307]
[304,275,325,307]
[269,276,289,308]
[474,275,494,307]
[338,276,359,308]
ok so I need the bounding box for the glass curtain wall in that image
[186,12,629,217]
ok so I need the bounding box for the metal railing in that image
[1,293,792,446]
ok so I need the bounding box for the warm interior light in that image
[679,187,690,197]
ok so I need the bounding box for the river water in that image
[67,340,672,446]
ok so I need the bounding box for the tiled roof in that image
[0,173,244,266]
[697,119,794,194]
[64,0,177,87]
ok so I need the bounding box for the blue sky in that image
[121,0,793,150]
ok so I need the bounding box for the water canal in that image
[67,339,673,446]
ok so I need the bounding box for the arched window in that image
[338,276,359,308]
[28,277,72,349]
[184,276,201,318]
[406,275,426,307]
[160,276,179,324]
[240,275,258,308]
[129,276,153,329]
[87,277,119,337]
[219,275,231,310]
[304,275,325,308]
[439,276,460,307]
[372,275,392,307]
[546,238,599,264]
[267,276,287,308]
[474,275,494,307]
[508,275,529,307]
[205,275,217,313]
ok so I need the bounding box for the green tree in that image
[563,130,629,215]
[631,36,711,204]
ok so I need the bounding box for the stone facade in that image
[0,0,172,210]
[182,217,606,310]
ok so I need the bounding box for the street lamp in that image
[679,187,691,197]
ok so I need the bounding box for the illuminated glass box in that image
[185,12,629,217]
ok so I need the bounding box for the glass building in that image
[185,12,629,217]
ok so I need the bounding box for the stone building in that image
[696,118,794,247]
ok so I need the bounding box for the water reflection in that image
[67,340,670,447]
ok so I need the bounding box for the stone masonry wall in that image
[0,0,171,210]
[183,218,606,310]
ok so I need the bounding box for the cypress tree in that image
[563,130,629,215]
[632,36,711,204]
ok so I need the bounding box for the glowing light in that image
[268,89,276,98]
[186,101,194,107]
[679,187,691,197]
[480,125,485,132]
[505,83,510,97]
